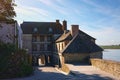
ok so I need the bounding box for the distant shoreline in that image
[100,45,120,49]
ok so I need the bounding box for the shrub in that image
[0,42,33,79]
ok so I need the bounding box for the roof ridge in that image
[79,30,96,40]
[23,22,56,23]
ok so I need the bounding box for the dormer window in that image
[34,27,38,32]
[49,28,52,32]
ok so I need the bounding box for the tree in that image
[0,0,16,21]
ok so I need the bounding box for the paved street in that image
[4,64,119,80]
[5,66,72,80]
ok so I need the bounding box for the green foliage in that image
[0,42,33,79]
[17,63,33,77]
[0,0,16,21]
[101,45,120,49]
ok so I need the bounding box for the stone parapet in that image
[91,59,120,78]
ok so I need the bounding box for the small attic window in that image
[49,28,52,32]
[34,27,38,32]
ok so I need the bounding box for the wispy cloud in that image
[78,0,120,30]
[15,5,49,17]
[83,27,120,45]
[82,0,120,18]
[37,0,53,6]
[37,0,72,15]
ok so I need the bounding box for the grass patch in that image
[101,45,120,49]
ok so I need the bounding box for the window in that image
[40,44,44,51]
[47,35,52,42]
[47,44,52,51]
[40,35,44,42]
[32,44,37,51]
[32,35,37,42]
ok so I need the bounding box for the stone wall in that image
[0,22,15,43]
[63,53,89,63]
[91,59,120,78]
[90,52,102,59]
[59,54,70,74]
[22,34,32,53]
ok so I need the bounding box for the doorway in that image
[38,55,45,66]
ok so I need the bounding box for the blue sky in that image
[14,0,120,45]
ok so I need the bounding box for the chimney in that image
[71,25,79,37]
[62,20,67,30]
[56,19,59,24]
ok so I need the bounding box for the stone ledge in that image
[91,59,120,79]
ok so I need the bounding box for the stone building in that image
[56,25,103,63]
[21,20,103,66]
[21,20,66,66]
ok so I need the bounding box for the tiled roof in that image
[62,34,103,54]
[21,22,64,34]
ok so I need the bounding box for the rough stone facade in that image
[91,59,120,79]
[0,21,22,48]
[90,52,103,59]
[63,53,89,63]
[0,22,15,43]
[22,34,32,53]
[62,52,102,63]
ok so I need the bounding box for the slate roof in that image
[61,34,103,54]
[79,30,96,40]
[21,22,64,34]
[56,30,95,43]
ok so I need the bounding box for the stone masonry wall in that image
[91,59,120,78]
[59,54,70,74]
[22,34,32,53]
[63,53,89,63]
[90,52,102,59]
[0,22,15,43]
